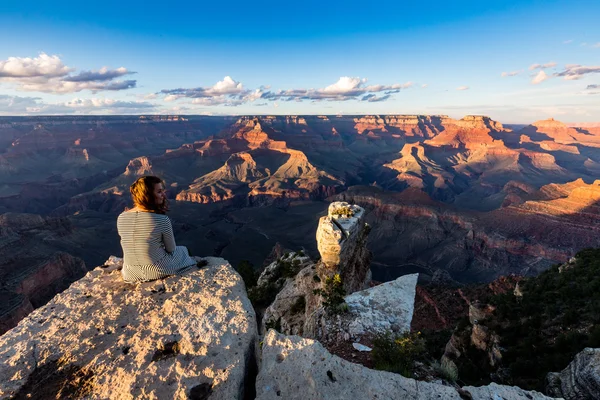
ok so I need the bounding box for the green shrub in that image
[314,274,347,314]
[248,282,279,308]
[331,206,355,218]
[433,359,458,382]
[372,331,426,377]
[235,260,257,289]
[484,248,600,390]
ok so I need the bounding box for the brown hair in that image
[129,176,169,214]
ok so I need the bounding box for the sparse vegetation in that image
[331,205,355,218]
[372,331,426,377]
[314,274,347,314]
[462,247,600,390]
[247,252,305,310]
[235,260,257,289]
[248,282,279,308]
[433,359,459,382]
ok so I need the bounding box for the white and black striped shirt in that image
[117,211,196,282]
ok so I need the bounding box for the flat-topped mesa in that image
[316,201,371,293]
[454,115,505,131]
[532,117,568,129]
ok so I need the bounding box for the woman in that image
[117,175,197,282]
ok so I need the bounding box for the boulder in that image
[546,347,600,399]
[343,273,418,338]
[256,330,555,400]
[0,256,258,400]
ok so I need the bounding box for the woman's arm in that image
[161,215,177,253]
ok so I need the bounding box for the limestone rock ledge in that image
[256,330,556,400]
[0,257,258,400]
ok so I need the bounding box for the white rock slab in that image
[345,273,419,337]
[256,330,557,400]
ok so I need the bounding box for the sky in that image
[0,0,598,122]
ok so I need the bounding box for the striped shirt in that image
[117,211,196,282]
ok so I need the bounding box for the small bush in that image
[290,296,306,315]
[314,274,347,314]
[331,205,355,218]
[248,282,279,308]
[433,359,459,382]
[372,331,426,377]
[235,260,257,289]
[313,274,321,283]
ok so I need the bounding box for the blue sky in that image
[0,0,598,122]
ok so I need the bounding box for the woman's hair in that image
[129,175,169,214]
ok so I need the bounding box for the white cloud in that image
[164,94,182,102]
[161,76,411,105]
[208,76,244,95]
[563,40,573,44]
[421,84,428,88]
[456,86,469,91]
[529,62,557,71]
[322,77,365,94]
[0,94,155,115]
[532,70,549,84]
[144,93,158,99]
[501,70,521,77]
[592,43,600,48]
[0,53,137,94]
[0,53,72,78]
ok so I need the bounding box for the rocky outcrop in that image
[255,330,555,400]
[316,202,371,293]
[0,256,258,400]
[260,202,373,339]
[546,347,600,400]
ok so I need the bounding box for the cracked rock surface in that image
[255,330,556,400]
[0,256,257,400]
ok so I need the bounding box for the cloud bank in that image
[0,94,154,115]
[0,53,137,93]
[159,76,413,106]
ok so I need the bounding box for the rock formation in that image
[316,202,371,293]
[546,347,600,400]
[255,330,555,399]
[0,256,258,399]
[260,202,373,338]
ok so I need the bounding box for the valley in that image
[1,114,599,332]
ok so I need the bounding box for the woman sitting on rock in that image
[117,175,197,282]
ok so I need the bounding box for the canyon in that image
[1,114,599,332]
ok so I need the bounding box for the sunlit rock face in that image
[0,256,258,400]
[316,202,371,294]
[255,330,554,400]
